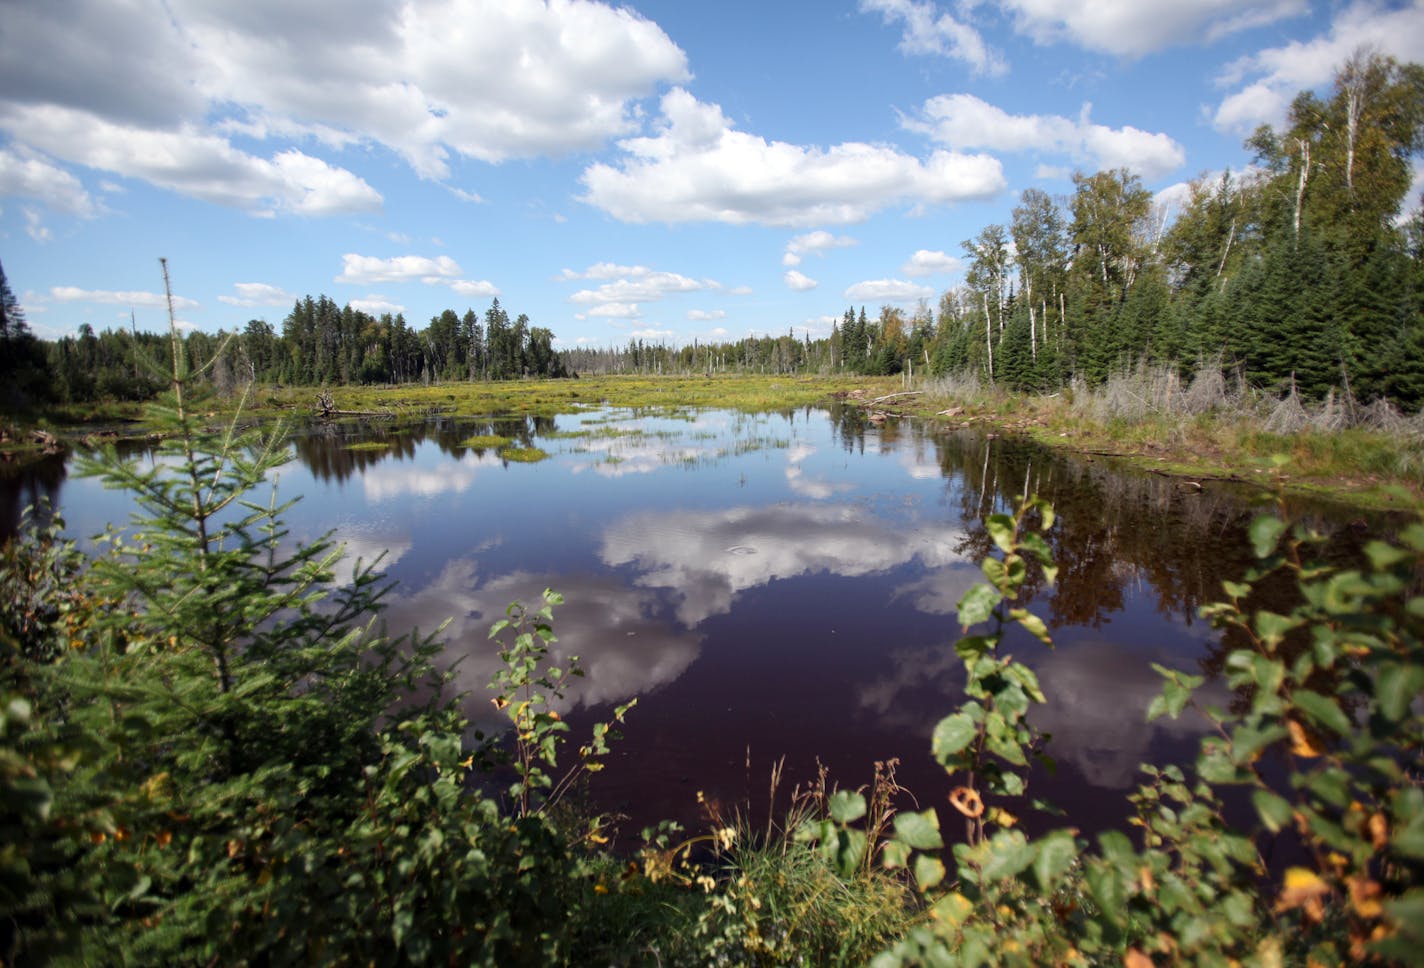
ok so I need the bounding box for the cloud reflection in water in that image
[600,502,969,626]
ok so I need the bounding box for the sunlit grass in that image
[458,434,512,449]
[343,441,392,452]
[500,446,550,463]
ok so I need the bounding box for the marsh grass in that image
[922,362,1424,506]
[254,373,896,419]
[581,758,919,966]
[500,445,550,463]
[458,434,512,449]
[343,440,392,452]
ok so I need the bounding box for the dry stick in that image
[867,390,923,405]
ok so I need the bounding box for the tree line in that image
[3,286,568,408]
[574,52,1424,407]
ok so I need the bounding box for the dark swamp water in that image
[1,403,1382,843]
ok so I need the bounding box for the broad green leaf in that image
[981,832,1036,881]
[986,513,1016,553]
[1253,610,1299,651]
[956,584,1002,627]
[1086,862,1128,929]
[1391,799,1424,859]
[894,808,944,851]
[1018,531,1053,567]
[954,635,995,661]
[880,839,911,869]
[1097,829,1136,870]
[1248,516,1288,559]
[1363,540,1410,570]
[929,891,974,926]
[828,789,866,824]
[835,829,868,878]
[913,853,946,891]
[1292,689,1351,736]
[1253,789,1293,833]
[1032,829,1078,892]
[1377,662,1424,723]
[932,712,978,762]
[1009,607,1051,644]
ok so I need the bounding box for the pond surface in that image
[0,403,1373,841]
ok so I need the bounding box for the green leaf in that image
[932,712,978,762]
[957,583,1002,627]
[1097,829,1136,870]
[880,839,911,870]
[1292,689,1351,736]
[1363,540,1409,571]
[828,790,867,824]
[835,829,868,878]
[913,853,946,892]
[1389,793,1424,859]
[929,891,974,926]
[954,635,995,661]
[1018,531,1053,567]
[1376,662,1424,723]
[1009,608,1051,644]
[893,809,944,851]
[1086,863,1127,929]
[1253,610,1299,650]
[1253,789,1293,833]
[981,832,1036,881]
[1032,829,1078,892]
[1222,580,1252,599]
[986,514,1016,553]
[1248,516,1288,559]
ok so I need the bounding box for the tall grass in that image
[922,361,1424,491]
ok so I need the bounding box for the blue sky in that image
[2,0,1422,348]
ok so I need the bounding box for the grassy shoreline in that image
[8,372,1421,510]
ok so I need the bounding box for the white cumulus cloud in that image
[859,0,1006,75]
[783,230,857,266]
[348,295,406,315]
[1211,1,1424,133]
[0,0,688,213]
[568,271,704,304]
[3,105,382,216]
[0,146,97,216]
[784,270,819,291]
[844,279,936,303]
[50,286,199,310]
[448,279,501,298]
[219,282,297,307]
[901,249,962,276]
[580,88,1005,226]
[337,253,463,284]
[904,94,1185,180]
[1000,0,1308,57]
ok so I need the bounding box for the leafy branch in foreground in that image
[487,588,636,821]
[804,494,1424,966]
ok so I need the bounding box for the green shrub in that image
[818,496,1424,966]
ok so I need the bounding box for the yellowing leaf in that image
[1288,719,1325,758]
[1125,948,1155,968]
[1275,866,1330,920]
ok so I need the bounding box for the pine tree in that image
[1,262,591,963]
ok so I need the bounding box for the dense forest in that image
[5,53,1422,410]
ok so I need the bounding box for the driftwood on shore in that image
[314,391,393,419]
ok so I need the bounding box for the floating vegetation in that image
[501,446,550,463]
[459,434,513,449]
[344,441,392,452]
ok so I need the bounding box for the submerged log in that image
[30,429,65,455]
